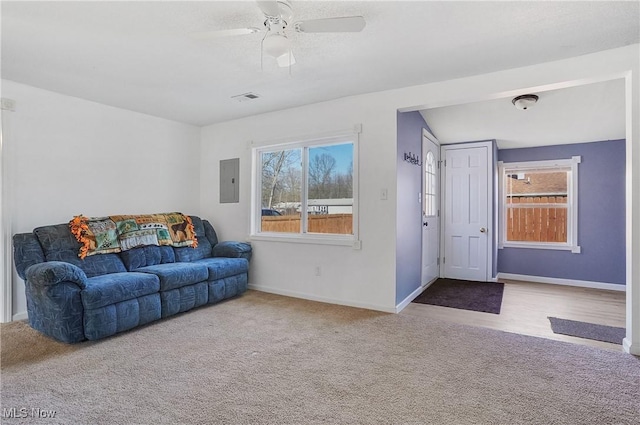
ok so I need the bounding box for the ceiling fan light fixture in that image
[195,1,366,68]
[276,52,296,67]
[263,33,291,58]
[512,94,539,110]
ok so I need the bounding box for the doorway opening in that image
[400,78,631,352]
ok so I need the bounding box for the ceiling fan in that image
[192,0,366,68]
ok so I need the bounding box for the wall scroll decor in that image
[404,152,422,166]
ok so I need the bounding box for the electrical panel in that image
[220,158,239,203]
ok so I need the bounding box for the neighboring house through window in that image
[252,129,359,245]
[499,157,581,253]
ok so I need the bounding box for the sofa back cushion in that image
[173,216,212,262]
[120,245,175,271]
[13,233,46,280]
[34,224,126,277]
[203,220,218,246]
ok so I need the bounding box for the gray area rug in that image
[548,316,626,344]
[412,278,504,314]
[2,290,639,425]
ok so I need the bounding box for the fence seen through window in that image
[505,170,569,243]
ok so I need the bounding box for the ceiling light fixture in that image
[263,33,291,59]
[512,94,539,110]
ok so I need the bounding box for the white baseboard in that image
[497,273,626,292]
[248,284,396,313]
[395,280,439,313]
[12,311,28,321]
[623,337,640,355]
[395,285,424,313]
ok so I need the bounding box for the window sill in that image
[500,242,581,253]
[250,233,360,248]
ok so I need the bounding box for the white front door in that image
[442,144,490,281]
[421,130,440,286]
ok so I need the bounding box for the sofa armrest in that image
[25,261,88,289]
[23,261,87,343]
[213,241,252,261]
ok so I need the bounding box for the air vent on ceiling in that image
[231,92,261,102]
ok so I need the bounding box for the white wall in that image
[200,101,399,312]
[201,44,640,353]
[2,80,201,318]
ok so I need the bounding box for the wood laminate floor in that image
[401,279,626,352]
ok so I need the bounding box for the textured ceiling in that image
[421,79,627,149]
[1,1,639,126]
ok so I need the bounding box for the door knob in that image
[480,227,486,233]
[423,222,428,227]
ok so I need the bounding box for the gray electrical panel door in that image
[220,158,239,203]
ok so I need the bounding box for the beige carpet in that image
[1,290,639,425]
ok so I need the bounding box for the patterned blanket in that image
[70,213,197,259]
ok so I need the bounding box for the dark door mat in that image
[412,278,504,314]
[548,317,625,345]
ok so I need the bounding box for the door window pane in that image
[424,151,436,217]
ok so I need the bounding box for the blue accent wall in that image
[396,111,431,304]
[498,140,626,285]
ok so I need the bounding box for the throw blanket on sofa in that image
[70,212,198,259]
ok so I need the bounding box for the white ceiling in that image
[421,79,627,149]
[1,1,639,127]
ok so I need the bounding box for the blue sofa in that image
[12,216,251,343]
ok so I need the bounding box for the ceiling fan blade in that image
[276,51,296,68]
[256,0,281,18]
[190,27,261,40]
[294,16,366,33]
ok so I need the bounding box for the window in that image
[499,157,581,253]
[424,151,437,217]
[253,130,358,244]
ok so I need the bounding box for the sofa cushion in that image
[84,293,161,341]
[202,220,219,246]
[213,241,252,260]
[173,242,212,262]
[195,257,249,281]
[173,216,213,262]
[136,262,208,291]
[160,282,209,318]
[120,246,175,271]
[13,233,46,280]
[82,272,160,310]
[34,224,126,277]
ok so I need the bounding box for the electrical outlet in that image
[314,266,321,276]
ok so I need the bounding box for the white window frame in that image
[498,156,581,253]
[251,127,360,247]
